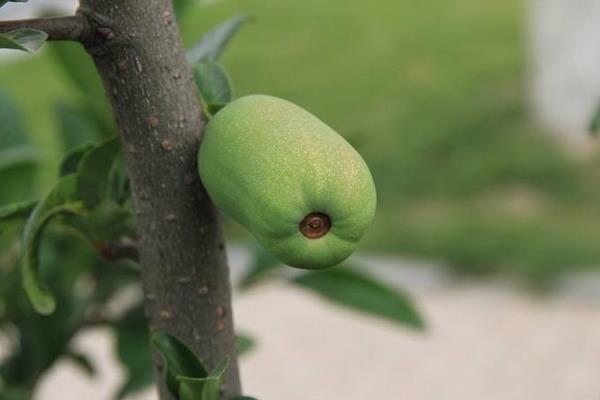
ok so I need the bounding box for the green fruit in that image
[197,95,376,269]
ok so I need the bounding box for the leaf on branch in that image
[187,15,249,64]
[151,331,209,398]
[0,200,37,224]
[76,137,121,209]
[21,174,85,315]
[59,144,94,177]
[0,29,47,53]
[177,357,229,400]
[292,265,426,330]
[72,200,136,244]
[193,60,233,116]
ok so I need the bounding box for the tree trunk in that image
[76,1,241,398]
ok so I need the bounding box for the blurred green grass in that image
[2,0,600,284]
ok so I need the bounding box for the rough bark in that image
[75,1,241,398]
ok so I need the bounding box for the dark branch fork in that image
[0,14,89,41]
[0,3,241,399]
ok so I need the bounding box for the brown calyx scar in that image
[300,212,331,239]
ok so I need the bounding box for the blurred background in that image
[2,0,600,399]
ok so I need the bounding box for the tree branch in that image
[0,15,89,41]
[78,1,241,398]
[94,238,140,263]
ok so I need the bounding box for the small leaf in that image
[0,200,37,223]
[187,15,249,64]
[76,137,121,209]
[21,175,85,314]
[194,60,233,115]
[151,331,209,398]
[66,351,96,376]
[59,144,94,177]
[72,200,136,243]
[177,357,230,400]
[293,265,425,330]
[0,29,47,53]
[235,334,255,356]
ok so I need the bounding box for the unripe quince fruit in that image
[197,95,376,269]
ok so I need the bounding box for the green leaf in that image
[0,200,37,223]
[151,331,209,398]
[239,243,282,289]
[293,266,425,330]
[177,357,229,400]
[65,351,96,377]
[194,60,233,115]
[76,137,121,209]
[115,306,155,399]
[59,144,94,177]
[187,15,249,64]
[235,334,255,356]
[0,29,47,53]
[21,175,85,314]
[72,200,136,243]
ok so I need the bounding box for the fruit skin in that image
[197,95,376,269]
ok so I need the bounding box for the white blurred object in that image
[0,0,76,19]
[34,246,600,400]
[529,0,600,141]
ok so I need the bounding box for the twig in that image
[94,238,140,263]
[0,14,89,42]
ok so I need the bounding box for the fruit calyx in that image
[300,212,331,239]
